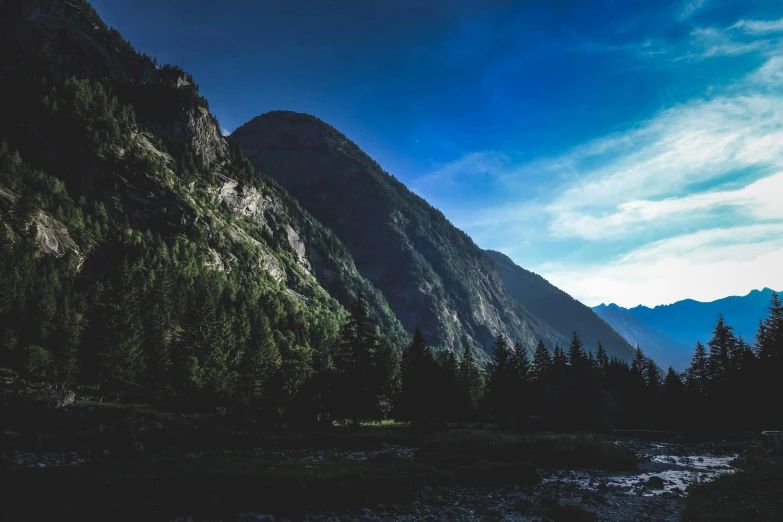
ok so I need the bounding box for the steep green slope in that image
[233,111,564,358]
[0,0,406,404]
[486,250,635,361]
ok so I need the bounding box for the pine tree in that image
[707,314,736,388]
[552,344,568,375]
[435,349,460,424]
[242,316,280,410]
[631,345,648,383]
[595,342,609,379]
[685,341,709,396]
[331,292,385,426]
[646,357,662,389]
[511,342,531,382]
[484,334,515,421]
[531,340,552,380]
[568,332,587,369]
[396,327,436,425]
[457,345,484,422]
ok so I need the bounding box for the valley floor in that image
[1,397,773,522]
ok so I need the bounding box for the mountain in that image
[592,304,693,371]
[0,0,408,395]
[485,250,634,359]
[593,288,779,368]
[232,112,636,361]
[624,288,778,348]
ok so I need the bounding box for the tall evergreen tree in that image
[685,341,709,396]
[568,332,587,369]
[646,357,662,389]
[531,340,552,380]
[707,314,736,388]
[595,342,609,378]
[331,292,384,426]
[435,349,460,424]
[631,345,648,383]
[552,344,568,375]
[396,327,436,426]
[484,334,516,421]
[457,345,484,422]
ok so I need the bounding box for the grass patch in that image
[682,456,783,522]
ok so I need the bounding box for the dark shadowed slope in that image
[233,111,573,358]
[486,250,635,361]
[592,304,693,371]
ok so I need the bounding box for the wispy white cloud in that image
[732,17,783,35]
[678,0,708,22]
[415,11,783,307]
[541,225,783,307]
[545,94,783,239]
[413,151,509,190]
[221,128,231,137]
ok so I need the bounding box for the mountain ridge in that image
[233,111,635,361]
[485,250,634,360]
[594,288,779,367]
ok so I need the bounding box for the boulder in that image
[43,385,75,408]
[647,476,665,489]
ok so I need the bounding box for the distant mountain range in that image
[593,288,779,370]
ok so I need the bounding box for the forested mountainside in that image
[0,0,407,415]
[592,304,693,371]
[232,111,578,358]
[486,251,634,361]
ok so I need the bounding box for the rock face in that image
[43,386,75,409]
[486,250,634,361]
[233,111,563,356]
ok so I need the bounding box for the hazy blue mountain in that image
[592,304,693,371]
[593,288,779,368]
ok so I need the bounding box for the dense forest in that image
[2,0,781,435]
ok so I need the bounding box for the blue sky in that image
[93,0,783,307]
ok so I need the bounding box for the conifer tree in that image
[242,316,280,410]
[531,339,552,380]
[396,327,435,425]
[646,357,662,389]
[568,332,587,369]
[707,314,736,388]
[552,344,568,375]
[686,341,709,396]
[331,292,384,426]
[631,345,648,383]
[458,345,484,421]
[484,334,516,421]
[435,349,460,424]
[595,342,609,378]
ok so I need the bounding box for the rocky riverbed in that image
[220,438,743,522]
